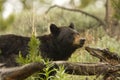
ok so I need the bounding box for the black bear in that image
[0,23,85,67]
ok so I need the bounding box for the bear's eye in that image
[70,32,74,35]
[68,35,72,38]
[68,33,74,40]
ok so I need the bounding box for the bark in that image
[105,0,111,27]
[0,62,45,80]
[53,61,110,75]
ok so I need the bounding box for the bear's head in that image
[50,23,85,48]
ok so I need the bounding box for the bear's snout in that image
[73,34,85,47]
[80,38,85,43]
[79,38,85,47]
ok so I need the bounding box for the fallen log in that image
[0,62,45,80]
[53,61,110,75]
[0,61,120,80]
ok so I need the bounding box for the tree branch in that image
[46,5,106,26]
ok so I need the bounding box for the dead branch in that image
[46,5,106,26]
[85,46,120,65]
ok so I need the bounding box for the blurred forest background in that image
[0,0,120,80]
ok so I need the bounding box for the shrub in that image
[16,34,42,65]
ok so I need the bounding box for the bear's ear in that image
[69,23,74,29]
[50,24,60,36]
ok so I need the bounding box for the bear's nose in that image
[80,38,86,43]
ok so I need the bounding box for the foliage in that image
[37,60,56,80]
[95,35,120,53]
[111,0,120,20]
[0,14,14,31]
[0,0,6,12]
[10,11,48,36]
[80,0,96,8]
[54,66,67,80]
[9,7,104,36]
[16,34,42,65]
[21,0,52,10]
[0,0,14,31]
